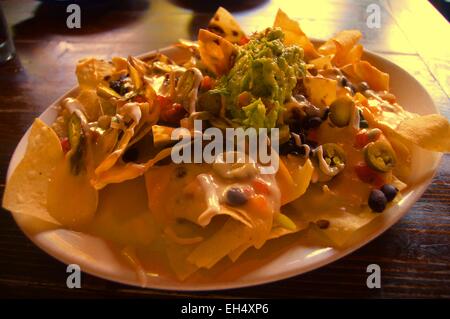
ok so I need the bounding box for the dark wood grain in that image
[0,0,449,298]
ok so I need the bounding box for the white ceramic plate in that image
[6,45,442,291]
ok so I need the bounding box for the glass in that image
[0,6,15,64]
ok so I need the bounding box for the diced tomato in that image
[354,162,385,187]
[239,35,250,46]
[238,91,252,107]
[354,129,369,148]
[354,92,368,107]
[248,195,271,218]
[60,137,70,154]
[242,186,254,197]
[160,101,186,124]
[132,95,147,103]
[252,178,270,195]
[156,95,172,108]
[307,128,318,142]
[200,76,214,90]
[90,130,100,143]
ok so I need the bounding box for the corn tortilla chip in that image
[343,61,389,91]
[277,157,314,205]
[303,76,337,107]
[76,58,114,90]
[2,119,63,225]
[318,30,362,66]
[208,7,245,44]
[273,9,319,59]
[362,104,450,152]
[198,29,236,76]
[187,218,252,269]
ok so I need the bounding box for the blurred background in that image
[1,0,448,111]
[0,0,449,299]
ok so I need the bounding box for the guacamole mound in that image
[212,28,306,128]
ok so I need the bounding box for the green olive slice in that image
[329,96,354,127]
[364,141,396,172]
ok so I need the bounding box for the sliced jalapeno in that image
[67,113,85,175]
[329,96,354,127]
[315,143,346,177]
[97,83,122,99]
[128,62,143,90]
[364,140,396,172]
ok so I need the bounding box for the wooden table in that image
[0,0,449,298]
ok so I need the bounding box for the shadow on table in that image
[12,0,151,39]
[176,0,269,40]
[170,0,268,13]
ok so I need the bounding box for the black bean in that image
[316,219,330,229]
[289,121,303,135]
[110,79,128,95]
[305,140,318,149]
[338,75,348,87]
[359,120,369,128]
[309,68,318,76]
[368,189,387,212]
[299,132,306,143]
[307,116,323,129]
[345,83,356,95]
[290,145,307,157]
[279,134,308,157]
[226,188,248,206]
[321,107,330,120]
[357,81,369,92]
[279,141,297,156]
[380,184,398,202]
[175,166,187,178]
[279,142,292,156]
[359,109,365,120]
[122,148,139,162]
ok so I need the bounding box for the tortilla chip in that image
[47,157,98,229]
[76,58,114,89]
[354,61,389,91]
[93,147,172,189]
[198,29,236,76]
[309,55,333,70]
[309,209,377,247]
[95,122,139,176]
[318,30,362,66]
[303,76,337,107]
[76,89,102,122]
[395,114,450,152]
[273,9,319,59]
[340,44,363,66]
[144,162,254,228]
[2,119,63,225]
[343,61,389,91]
[208,7,245,44]
[94,102,159,180]
[227,216,309,263]
[284,193,377,247]
[187,218,252,269]
[277,157,314,205]
[362,104,450,152]
[165,241,199,280]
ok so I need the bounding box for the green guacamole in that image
[211,28,306,129]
